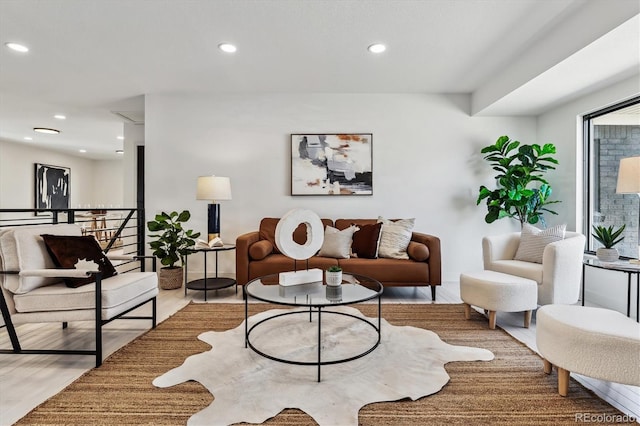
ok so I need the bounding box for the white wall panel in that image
[0,140,123,210]
[145,93,537,280]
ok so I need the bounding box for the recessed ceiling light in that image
[54,114,66,120]
[33,127,60,134]
[368,43,386,54]
[79,149,87,153]
[218,43,237,53]
[115,150,124,154]
[117,136,124,140]
[5,42,29,53]
[24,136,32,141]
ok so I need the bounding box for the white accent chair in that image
[0,224,158,367]
[482,231,586,305]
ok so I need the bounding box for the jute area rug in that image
[17,303,624,425]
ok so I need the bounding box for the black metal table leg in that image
[184,253,188,297]
[317,307,322,382]
[378,294,381,332]
[636,273,639,323]
[203,251,208,302]
[244,287,248,348]
[627,272,632,317]
[581,263,586,306]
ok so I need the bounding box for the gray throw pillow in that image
[514,223,566,264]
[318,225,359,259]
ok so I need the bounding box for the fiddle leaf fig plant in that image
[147,210,200,268]
[477,136,561,227]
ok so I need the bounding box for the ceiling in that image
[0,0,638,159]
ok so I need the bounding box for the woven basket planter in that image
[159,267,184,290]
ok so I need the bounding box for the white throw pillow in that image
[377,217,415,260]
[514,223,566,264]
[318,225,359,259]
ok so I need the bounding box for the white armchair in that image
[0,224,158,367]
[482,231,586,305]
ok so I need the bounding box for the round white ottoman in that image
[537,304,640,396]
[460,270,538,329]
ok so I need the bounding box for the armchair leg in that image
[0,291,21,352]
[463,303,471,319]
[558,368,570,396]
[523,310,532,328]
[430,285,436,301]
[488,310,497,329]
[62,322,68,329]
[95,317,102,368]
[95,273,103,368]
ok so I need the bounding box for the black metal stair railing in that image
[0,208,146,272]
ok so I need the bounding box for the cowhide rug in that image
[153,306,494,425]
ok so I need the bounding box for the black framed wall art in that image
[34,163,70,211]
[291,133,373,195]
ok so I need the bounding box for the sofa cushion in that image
[377,217,415,260]
[407,241,429,261]
[41,234,117,288]
[0,224,80,294]
[259,218,333,254]
[249,240,274,260]
[351,222,382,259]
[487,259,543,284]
[13,272,157,313]
[514,223,566,264]
[249,254,338,281]
[338,257,428,283]
[318,225,359,259]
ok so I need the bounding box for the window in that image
[583,97,640,258]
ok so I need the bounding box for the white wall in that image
[0,139,124,209]
[538,74,640,233]
[537,74,640,317]
[145,93,537,281]
[91,160,125,208]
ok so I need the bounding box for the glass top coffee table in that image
[243,272,383,381]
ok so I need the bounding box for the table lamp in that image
[196,176,232,242]
[616,156,640,262]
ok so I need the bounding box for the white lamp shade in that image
[196,176,232,201]
[616,157,640,194]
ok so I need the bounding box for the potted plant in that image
[477,136,560,227]
[592,224,625,262]
[325,265,343,287]
[147,210,200,289]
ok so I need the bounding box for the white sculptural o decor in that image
[275,209,325,285]
[275,209,324,259]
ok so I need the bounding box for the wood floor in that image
[1,281,638,425]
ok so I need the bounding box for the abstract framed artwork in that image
[34,163,70,213]
[291,133,373,195]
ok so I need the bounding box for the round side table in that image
[184,244,236,301]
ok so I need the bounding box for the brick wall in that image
[595,125,640,257]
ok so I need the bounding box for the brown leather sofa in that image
[236,218,442,300]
